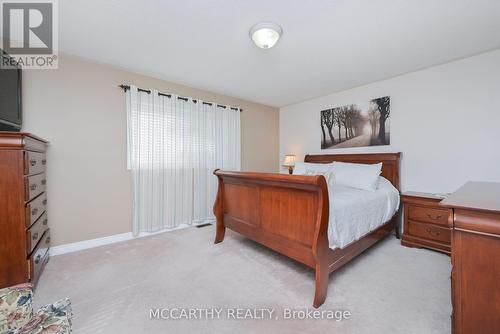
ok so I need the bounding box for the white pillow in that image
[331,161,382,191]
[304,169,334,186]
[378,176,397,191]
[294,162,333,175]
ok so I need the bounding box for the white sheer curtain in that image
[126,85,241,235]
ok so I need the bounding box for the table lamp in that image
[283,154,296,174]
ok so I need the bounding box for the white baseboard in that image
[49,223,196,256]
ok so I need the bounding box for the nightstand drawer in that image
[407,220,451,244]
[408,206,450,226]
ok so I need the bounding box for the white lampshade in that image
[249,23,282,49]
[283,154,296,167]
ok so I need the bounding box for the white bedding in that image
[327,177,400,250]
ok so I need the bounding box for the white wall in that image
[280,50,500,194]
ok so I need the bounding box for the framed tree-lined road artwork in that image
[320,96,390,149]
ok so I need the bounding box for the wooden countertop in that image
[440,181,500,213]
[0,131,49,143]
[401,191,449,201]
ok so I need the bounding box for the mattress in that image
[327,177,400,250]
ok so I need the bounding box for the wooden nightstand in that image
[401,192,453,254]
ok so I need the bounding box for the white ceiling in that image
[58,0,500,107]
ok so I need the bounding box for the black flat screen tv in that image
[0,50,22,131]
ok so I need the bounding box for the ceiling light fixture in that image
[249,22,282,49]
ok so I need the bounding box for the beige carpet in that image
[34,226,451,334]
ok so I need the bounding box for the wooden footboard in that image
[213,153,401,308]
[213,170,331,307]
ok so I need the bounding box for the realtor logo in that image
[1,0,58,69]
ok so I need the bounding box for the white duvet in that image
[327,177,400,250]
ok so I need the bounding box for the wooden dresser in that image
[401,192,453,254]
[0,132,50,288]
[441,182,500,334]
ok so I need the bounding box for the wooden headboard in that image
[304,152,401,191]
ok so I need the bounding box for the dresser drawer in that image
[28,230,50,286]
[25,192,47,228]
[407,220,451,244]
[408,205,450,226]
[26,212,49,254]
[24,151,46,175]
[24,173,46,201]
[23,136,48,153]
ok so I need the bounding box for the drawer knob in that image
[42,199,47,205]
[426,213,442,220]
[43,219,48,225]
[41,159,47,165]
[30,159,37,166]
[45,237,51,244]
[31,208,38,216]
[30,184,37,191]
[35,254,41,264]
[41,179,46,185]
[32,232,39,240]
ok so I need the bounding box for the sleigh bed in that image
[213,152,401,308]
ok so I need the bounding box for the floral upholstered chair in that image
[0,284,72,334]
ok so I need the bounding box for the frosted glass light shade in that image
[250,23,282,49]
[283,154,296,167]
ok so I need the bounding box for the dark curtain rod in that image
[119,84,242,112]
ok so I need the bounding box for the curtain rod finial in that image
[119,84,130,92]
